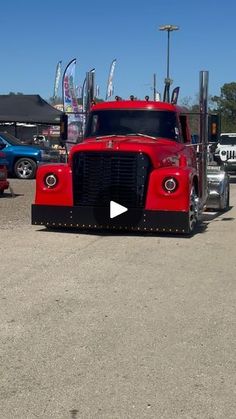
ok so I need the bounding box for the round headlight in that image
[163,177,178,193]
[44,173,58,188]
[221,150,226,156]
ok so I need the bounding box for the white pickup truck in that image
[214,133,236,172]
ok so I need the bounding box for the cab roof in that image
[91,99,183,113]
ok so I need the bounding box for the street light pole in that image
[159,24,179,102]
[166,28,170,80]
[153,73,156,101]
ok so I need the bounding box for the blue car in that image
[0,132,59,179]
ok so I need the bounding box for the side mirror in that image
[208,113,220,143]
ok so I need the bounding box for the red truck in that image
[32,71,229,234]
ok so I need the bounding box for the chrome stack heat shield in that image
[199,71,209,205]
[206,164,229,210]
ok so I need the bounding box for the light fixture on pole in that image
[159,24,179,102]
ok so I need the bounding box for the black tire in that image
[226,186,230,207]
[14,158,37,179]
[219,182,230,211]
[187,186,199,234]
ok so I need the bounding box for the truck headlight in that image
[44,173,58,188]
[163,177,178,193]
[221,150,226,156]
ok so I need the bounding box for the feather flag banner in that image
[106,59,117,100]
[53,60,62,100]
[62,58,79,113]
[62,58,84,147]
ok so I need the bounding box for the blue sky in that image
[1,0,235,104]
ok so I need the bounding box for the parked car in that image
[214,133,236,172]
[0,143,9,195]
[33,134,50,147]
[22,135,51,148]
[0,132,60,179]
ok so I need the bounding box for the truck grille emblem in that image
[107,140,114,149]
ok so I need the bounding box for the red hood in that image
[69,135,185,168]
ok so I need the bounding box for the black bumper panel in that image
[32,204,190,234]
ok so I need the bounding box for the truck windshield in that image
[85,109,179,141]
[220,135,236,145]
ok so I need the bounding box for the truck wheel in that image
[188,186,199,233]
[14,158,37,179]
[219,182,230,211]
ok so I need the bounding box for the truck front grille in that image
[226,150,236,160]
[72,151,151,208]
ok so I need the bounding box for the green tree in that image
[180,97,200,134]
[212,82,236,132]
[180,94,219,136]
[48,96,63,105]
[8,91,24,95]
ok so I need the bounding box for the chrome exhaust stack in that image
[200,71,231,211]
[199,70,209,204]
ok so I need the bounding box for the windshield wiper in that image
[94,133,157,140]
[95,134,124,139]
[126,133,157,140]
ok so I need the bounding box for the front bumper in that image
[32,204,191,234]
[224,162,236,172]
[214,156,236,172]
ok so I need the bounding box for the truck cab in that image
[85,99,191,143]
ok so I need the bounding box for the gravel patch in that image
[0,179,35,229]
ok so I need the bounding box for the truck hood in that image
[70,135,186,168]
[217,144,236,150]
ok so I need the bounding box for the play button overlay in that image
[92,186,143,229]
[110,201,128,219]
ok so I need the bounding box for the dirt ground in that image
[0,178,236,419]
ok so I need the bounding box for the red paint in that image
[34,99,200,216]
[34,164,73,206]
[0,153,9,193]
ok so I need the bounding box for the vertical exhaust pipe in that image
[199,70,209,204]
[85,69,95,118]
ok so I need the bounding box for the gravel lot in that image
[0,178,236,419]
[0,179,35,228]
